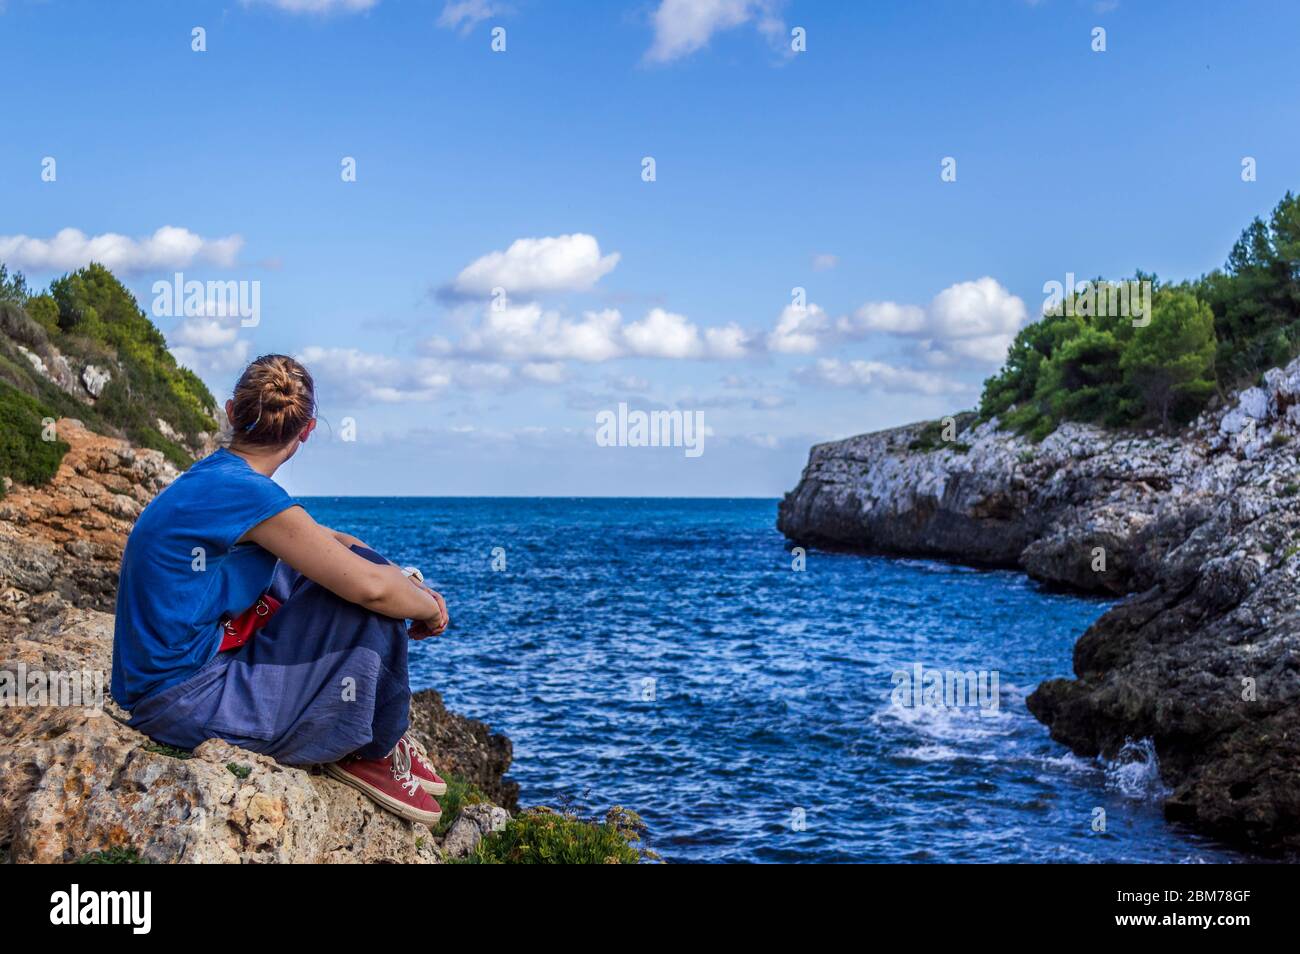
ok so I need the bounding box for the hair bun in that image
[229,354,316,447]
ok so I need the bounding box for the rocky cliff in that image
[1,419,178,620]
[779,360,1300,857]
[0,420,519,863]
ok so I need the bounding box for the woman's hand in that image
[408,589,448,640]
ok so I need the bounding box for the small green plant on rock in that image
[433,773,489,836]
[142,742,193,760]
[467,805,658,864]
[908,412,977,453]
[76,846,149,864]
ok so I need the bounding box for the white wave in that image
[1104,737,1170,800]
[1035,751,1096,775]
[872,698,1012,744]
[899,743,999,763]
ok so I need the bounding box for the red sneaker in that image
[324,741,442,826]
[403,733,448,796]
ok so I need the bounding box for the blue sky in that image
[2,0,1298,495]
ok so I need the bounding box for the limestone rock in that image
[0,419,177,620]
[779,354,1300,856]
[0,419,519,864]
[441,803,510,859]
[0,609,518,864]
[81,364,111,398]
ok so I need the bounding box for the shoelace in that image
[390,739,420,798]
[403,734,432,773]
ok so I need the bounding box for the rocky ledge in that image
[779,359,1300,857]
[1,419,178,620]
[0,421,519,863]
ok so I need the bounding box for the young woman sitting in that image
[111,354,450,826]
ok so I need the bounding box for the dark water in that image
[303,497,1245,863]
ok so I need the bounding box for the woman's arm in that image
[242,506,445,627]
[321,526,371,550]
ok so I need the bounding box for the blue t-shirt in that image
[111,448,299,707]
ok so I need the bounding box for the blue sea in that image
[304,497,1246,863]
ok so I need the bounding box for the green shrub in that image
[468,805,657,864]
[25,294,60,336]
[980,284,1216,439]
[0,263,29,304]
[0,300,49,351]
[0,262,220,470]
[48,263,218,441]
[979,191,1300,440]
[0,381,68,495]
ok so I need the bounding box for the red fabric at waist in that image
[219,593,281,652]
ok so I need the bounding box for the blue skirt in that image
[127,547,411,766]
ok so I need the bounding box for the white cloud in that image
[296,345,571,404]
[795,358,967,397]
[448,233,620,298]
[455,361,514,390]
[436,302,750,363]
[243,0,380,13]
[169,316,239,350]
[811,253,838,271]
[0,226,243,274]
[298,346,452,404]
[777,277,1027,370]
[520,361,568,384]
[437,0,502,33]
[703,322,752,359]
[455,303,626,362]
[767,302,829,354]
[167,316,251,377]
[645,0,785,63]
[840,300,927,335]
[923,276,1026,354]
[607,374,651,392]
[623,307,709,358]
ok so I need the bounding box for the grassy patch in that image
[226,762,252,779]
[76,846,149,864]
[142,742,193,760]
[466,805,658,864]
